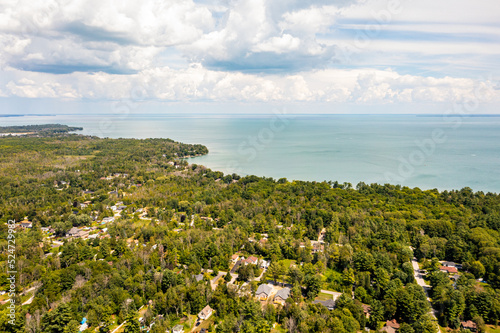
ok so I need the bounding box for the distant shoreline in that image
[0,114,56,117]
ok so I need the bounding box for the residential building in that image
[20,220,32,229]
[255,284,273,301]
[274,288,291,305]
[313,299,335,310]
[260,260,270,269]
[198,305,213,320]
[439,266,458,274]
[67,227,80,238]
[460,321,477,332]
[245,256,258,265]
[381,319,400,333]
[193,274,204,282]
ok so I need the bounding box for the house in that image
[313,299,335,310]
[41,227,49,233]
[260,260,270,269]
[312,242,324,254]
[231,254,239,263]
[274,288,291,305]
[440,266,458,274]
[20,220,32,229]
[67,227,80,238]
[362,304,371,318]
[78,229,90,239]
[381,319,400,333]
[245,256,258,265]
[198,305,213,320]
[460,321,477,332]
[80,201,91,208]
[255,284,273,301]
[101,217,115,224]
[172,324,184,333]
[193,274,204,282]
[66,227,89,239]
[440,261,462,269]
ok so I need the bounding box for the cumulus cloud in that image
[0,0,499,106]
[2,64,498,105]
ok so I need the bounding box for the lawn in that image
[316,292,336,301]
[487,325,500,333]
[279,259,296,268]
[193,316,215,332]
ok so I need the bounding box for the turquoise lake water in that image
[1,114,499,193]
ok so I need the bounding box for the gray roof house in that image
[255,284,273,300]
[67,227,80,237]
[313,299,336,310]
[193,274,204,282]
[274,287,291,304]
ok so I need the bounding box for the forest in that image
[0,126,499,333]
[0,124,83,135]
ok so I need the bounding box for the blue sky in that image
[0,0,499,114]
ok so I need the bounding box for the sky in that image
[0,0,500,114]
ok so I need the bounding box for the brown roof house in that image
[440,266,458,274]
[460,321,477,332]
[245,256,259,265]
[380,319,400,333]
[198,305,213,320]
[362,304,371,318]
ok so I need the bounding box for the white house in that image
[198,305,213,320]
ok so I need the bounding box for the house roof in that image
[386,319,400,329]
[231,254,239,259]
[275,287,291,300]
[68,227,79,235]
[193,274,204,282]
[199,305,212,316]
[440,261,458,266]
[313,299,335,309]
[461,321,477,329]
[440,266,458,274]
[256,284,272,296]
[380,326,396,333]
[246,256,258,264]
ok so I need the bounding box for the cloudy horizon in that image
[1,0,500,114]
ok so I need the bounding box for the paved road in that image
[410,252,439,333]
[22,295,34,305]
[320,290,342,297]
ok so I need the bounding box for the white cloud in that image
[0,0,499,108]
[2,64,498,105]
